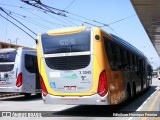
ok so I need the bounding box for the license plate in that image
[0,80,6,84]
[64,86,77,91]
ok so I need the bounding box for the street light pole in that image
[16,38,19,45]
[8,39,11,48]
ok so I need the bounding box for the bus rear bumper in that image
[0,86,22,93]
[43,93,109,105]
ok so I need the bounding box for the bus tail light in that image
[97,70,108,97]
[40,75,48,96]
[16,72,23,87]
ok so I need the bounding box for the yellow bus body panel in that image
[37,26,127,104]
[37,26,150,105]
[37,27,104,96]
[101,31,126,104]
[47,26,86,36]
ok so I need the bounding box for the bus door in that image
[23,54,36,93]
[34,56,41,91]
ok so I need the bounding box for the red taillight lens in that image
[40,75,48,96]
[16,72,23,87]
[97,70,108,97]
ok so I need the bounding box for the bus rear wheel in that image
[133,82,136,97]
[24,93,31,97]
[127,84,131,101]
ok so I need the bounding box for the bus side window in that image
[120,48,124,69]
[25,54,35,73]
[147,65,152,79]
[111,43,117,70]
[116,46,122,70]
[136,56,139,71]
[130,53,133,71]
[121,49,128,71]
[138,59,144,73]
[127,51,130,70]
[132,54,135,71]
[104,37,116,70]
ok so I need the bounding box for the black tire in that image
[127,84,131,101]
[24,93,31,97]
[133,82,136,97]
[133,82,136,100]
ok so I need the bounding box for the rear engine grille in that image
[45,55,90,70]
[0,64,14,72]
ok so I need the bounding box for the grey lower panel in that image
[43,93,109,105]
[0,86,21,92]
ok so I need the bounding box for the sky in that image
[0,0,160,69]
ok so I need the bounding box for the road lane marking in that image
[137,106,142,111]
[128,87,158,120]
[146,91,160,111]
[143,101,147,105]
[141,91,160,120]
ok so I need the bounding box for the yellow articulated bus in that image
[37,26,152,105]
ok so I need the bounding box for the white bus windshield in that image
[0,51,16,72]
[0,52,16,62]
[41,29,90,54]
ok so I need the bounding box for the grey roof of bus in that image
[0,47,36,53]
[110,34,145,58]
[0,48,16,53]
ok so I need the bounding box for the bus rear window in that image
[41,29,91,54]
[0,52,16,62]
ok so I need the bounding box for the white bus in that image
[0,47,41,97]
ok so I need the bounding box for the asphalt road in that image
[0,78,160,120]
